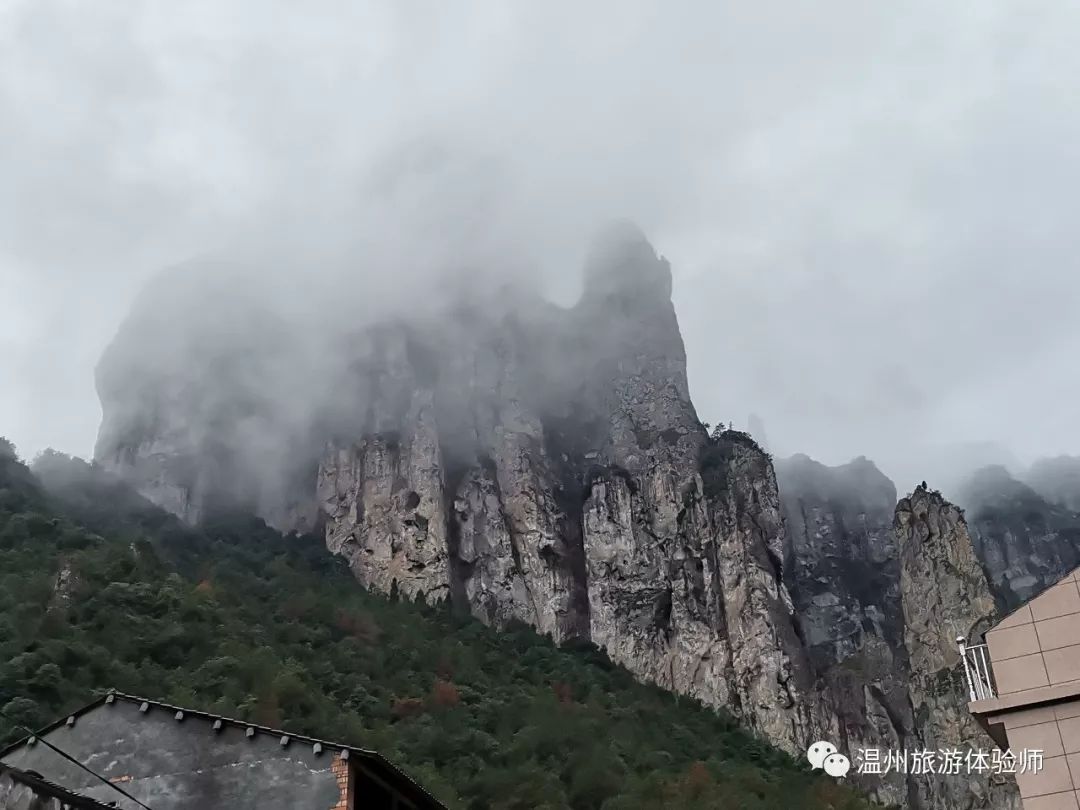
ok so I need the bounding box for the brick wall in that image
[331,755,353,810]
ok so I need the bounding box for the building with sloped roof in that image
[0,691,446,810]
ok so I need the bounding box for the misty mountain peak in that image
[582,219,672,303]
[84,226,1063,808]
[1026,455,1080,511]
[954,464,1041,513]
[968,463,1015,482]
[775,452,896,509]
[958,461,1080,611]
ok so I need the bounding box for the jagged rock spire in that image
[896,484,1018,809]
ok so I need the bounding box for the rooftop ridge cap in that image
[0,693,109,759]
[107,691,380,755]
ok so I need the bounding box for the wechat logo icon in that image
[807,741,851,778]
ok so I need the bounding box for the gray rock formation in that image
[778,454,901,670]
[95,226,1080,809]
[777,462,1032,808]
[95,225,828,757]
[957,465,1080,610]
[777,454,914,808]
[895,485,1020,810]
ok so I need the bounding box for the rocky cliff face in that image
[895,486,1020,810]
[97,225,828,755]
[95,227,1077,809]
[957,465,1080,611]
[777,454,915,807]
[777,465,1025,808]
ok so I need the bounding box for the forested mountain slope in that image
[0,444,872,810]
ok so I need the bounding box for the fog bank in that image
[3,1,1080,492]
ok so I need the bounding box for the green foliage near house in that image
[0,445,875,810]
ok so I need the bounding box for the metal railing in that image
[958,636,996,701]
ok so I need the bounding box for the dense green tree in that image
[0,449,878,809]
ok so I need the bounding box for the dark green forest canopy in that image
[0,446,875,809]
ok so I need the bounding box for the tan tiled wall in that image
[999,701,1080,809]
[988,571,1080,697]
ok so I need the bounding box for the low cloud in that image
[3,0,1080,493]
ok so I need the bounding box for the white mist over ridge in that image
[4,0,1080,483]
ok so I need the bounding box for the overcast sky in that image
[3,0,1079,492]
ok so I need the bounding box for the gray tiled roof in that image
[1,689,447,809]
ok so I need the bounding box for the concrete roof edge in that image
[0,762,115,809]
